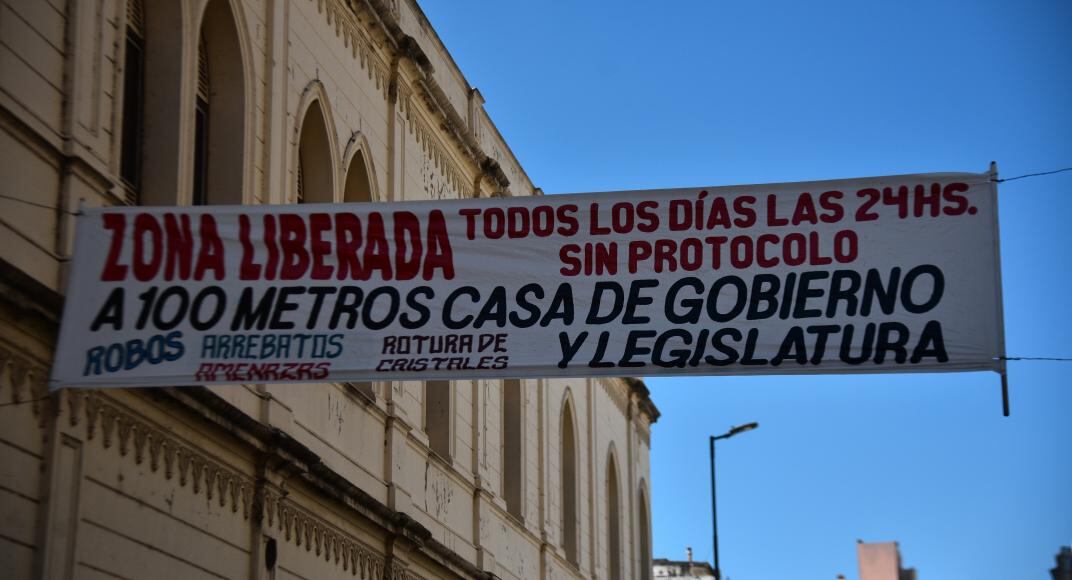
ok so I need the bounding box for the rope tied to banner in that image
[0,166,1069,215]
[999,356,1072,362]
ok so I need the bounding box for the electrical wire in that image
[0,396,51,408]
[993,167,1072,183]
[1000,356,1072,362]
[0,193,81,215]
[0,166,1069,213]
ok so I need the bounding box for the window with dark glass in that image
[425,380,452,460]
[562,399,579,564]
[607,453,622,580]
[503,379,524,520]
[119,0,146,202]
[295,100,333,204]
[192,39,210,206]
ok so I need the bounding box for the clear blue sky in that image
[420,1,1072,578]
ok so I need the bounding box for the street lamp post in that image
[710,422,759,580]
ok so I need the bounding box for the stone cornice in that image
[0,262,565,580]
[343,0,511,194]
[396,35,509,194]
[599,378,630,418]
[622,377,660,424]
[70,388,402,577]
[0,258,495,580]
[49,386,499,579]
[163,386,501,579]
[0,341,51,426]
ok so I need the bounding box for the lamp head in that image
[727,422,759,437]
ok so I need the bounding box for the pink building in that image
[857,541,917,580]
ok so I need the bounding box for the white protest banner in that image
[50,171,1005,389]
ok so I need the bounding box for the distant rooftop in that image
[653,557,716,575]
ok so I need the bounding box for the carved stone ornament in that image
[75,392,392,577]
[0,342,52,425]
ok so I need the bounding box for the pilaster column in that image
[263,0,290,204]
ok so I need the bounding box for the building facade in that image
[1053,546,1072,580]
[652,548,715,580]
[0,0,659,578]
[856,541,917,580]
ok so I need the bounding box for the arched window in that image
[341,146,374,399]
[194,0,245,205]
[503,379,523,521]
[296,100,333,204]
[343,148,373,203]
[607,451,622,580]
[121,0,184,206]
[425,381,451,460]
[192,38,209,204]
[638,486,652,580]
[561,397,578,564]
[119,0,146,201]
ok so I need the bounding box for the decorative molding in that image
[74,391,399,578]
[621,377,660,424]
[263,487,389,577]
[598,378,629,418]
[635,417,651,448]
[307,0,392,102]
[0,342,52,425]
[408,106,472,199]
[76,391,254,518]
[308,0,490,199]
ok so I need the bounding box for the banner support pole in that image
[1000,370,1009,417]
[989,161,1010,417]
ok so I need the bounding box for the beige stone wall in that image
[0,0,658,579]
